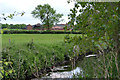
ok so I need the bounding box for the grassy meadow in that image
[2,34,67,47]
[2,34,80,47]
[2,34,80,55]
[2,34,75,58]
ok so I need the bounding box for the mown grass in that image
[2,34,64,47]
[2,34,78,47]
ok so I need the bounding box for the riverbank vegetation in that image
[66,1,120,78]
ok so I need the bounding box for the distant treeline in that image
[1,23,26,29]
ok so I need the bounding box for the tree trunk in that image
[47,12,49,30]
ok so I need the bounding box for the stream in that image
[31,61,83,80]
[32,66,83,80]
[31,54,96,80]
[42,66,83,78]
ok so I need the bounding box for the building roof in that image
[54,24,66,27]
[52,26,63,29]
[36,23,41,27]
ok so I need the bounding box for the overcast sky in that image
[0,0,75,25]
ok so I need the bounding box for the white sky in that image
[0,0,75,25]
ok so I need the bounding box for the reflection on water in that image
[31,66,83,80]
[31,54,97,80]
[42,66,83,78]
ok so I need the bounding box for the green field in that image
[2,34,62,46]
[2,34,82,53]
[2,34,70,57]
[2,34,77,48]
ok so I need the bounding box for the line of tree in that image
[1,23,26,29]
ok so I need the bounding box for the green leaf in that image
[0,61,2,63]
[21,12,25,16]
[8,70,13,74]
[0,73,3,79]
[0,67,3,69]
[5,72,8,76]
[4,62,9,65]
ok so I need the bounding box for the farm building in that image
[26,24,33,30]
[26,23,43,30]
[26,23,68,30]
[52,24,66,30]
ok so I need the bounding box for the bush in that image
[1,40,67,79]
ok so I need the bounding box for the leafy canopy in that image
[66,1,119,78]
[31,4,63,30]
[68,2,119,53]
